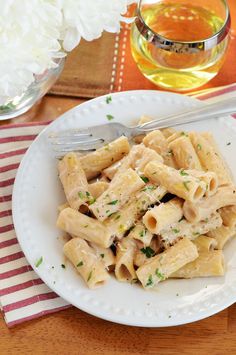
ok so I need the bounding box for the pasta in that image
[160,212,222,246]
[189,131,232,186]
[90,168,145,221]
[115,238,137,282]
[56,121,235,290]
[80,136,130,180]
[184,169,218,197]
[127,222,153,246]
[143,197,183,234]
[143,130,176,167]
[103,144,163,180]
[168,135,202,170]
[144,161,206,202]
[63,238,110,288]
[183,185,236,223]
[193,235,217,252]
[207,225,236,250]
[136,238,198,289]
[171,250,225,278]
[57,207,114,248]
[104,185,167,239]
[58,152,90,210]
[219,205,236,228]
[88,181,109,199]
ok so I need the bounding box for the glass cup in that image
[130,0,231,91]
[0,58,65,120]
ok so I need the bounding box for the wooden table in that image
[1,95,236,355]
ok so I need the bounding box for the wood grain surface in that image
[1,95,236,355]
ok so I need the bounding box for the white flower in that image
[0,0,136,105]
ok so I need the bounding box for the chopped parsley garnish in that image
[89,198,96,205]
[227,142,231,146]
[183,181,191,191]
[197,144,202,151]
[35,256,43,268]
[180,169,189,176]
[114,214,121,220]
[100,254,105,259]
[140,176,149,183]
[139,230,145,238]
[193,232,200,236]
[106,96,112,104]
[106,114,114,121]
[61,264,66,269]
[140,247,155,258]
[119,224,126,232]
[155,268,165,281]
[145,275,153,287]
[78,191,84,199]
[77,261,83,267]
[142,185,156,192]
[86,191,91,198]
[172,228,180,234]
[107,200,118,205]
[181,131,188,137]
[87,271,93,281]
[83,225,88,228]
[105,210,110,214]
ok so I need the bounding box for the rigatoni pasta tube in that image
[63,238,109,289]
[207,225,236,250]
[185,169,218,197]
[104,144,163,179]
[115,238,137,282]
[104,185,167,239]
[136,238,198,289]
[193,235,217,252]
[88,181,109,199]
[168,135,202,170]
[189,132,232,186]
[202,131,233,183]
[90,168,145,221]
[57,207,114,248]
[183,186,236,223]
[220,205,236,228]
[144,161,205,202]
[134,237,163,267]
[89,242,115,268]
[127,223,153,246]
[160,127,176,138]
[143,130,176,167]
[58,152,89,210]
[143,197,183,234]
[170,251,225,278]
[79,136,130,180]
[160,212,222,246]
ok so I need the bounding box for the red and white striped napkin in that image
[0,84,236,327]
[0,122,70,327]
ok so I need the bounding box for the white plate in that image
[12,90,236,327]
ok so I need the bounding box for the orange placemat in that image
[50,0,236,98]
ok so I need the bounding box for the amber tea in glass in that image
[130,0,231,91]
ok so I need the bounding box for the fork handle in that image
[135,95,236,133]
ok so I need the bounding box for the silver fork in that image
[49,94,236,154]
